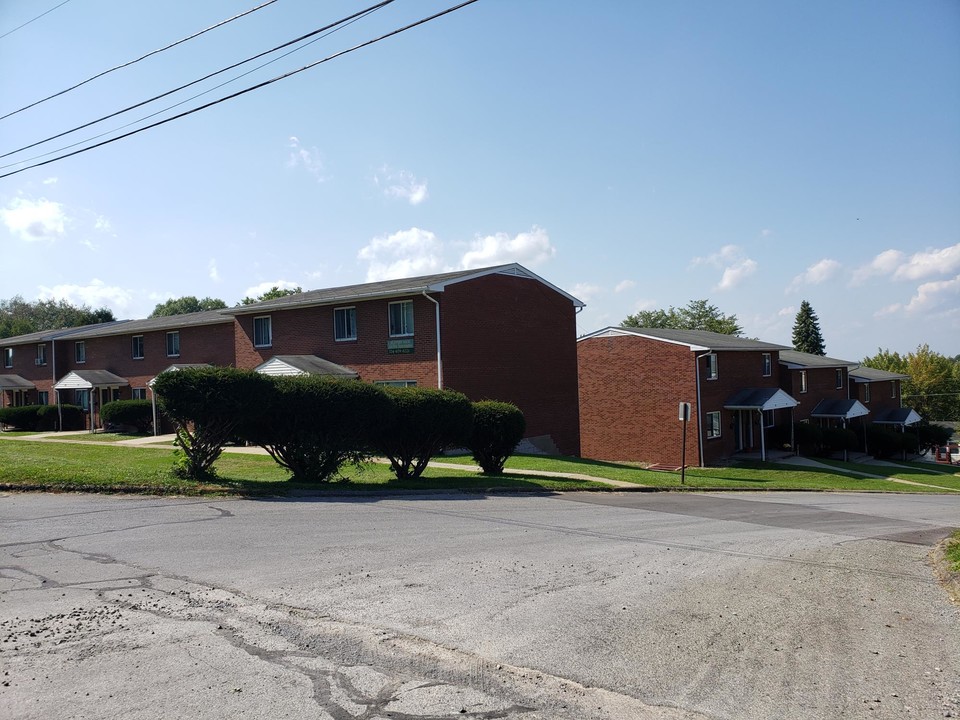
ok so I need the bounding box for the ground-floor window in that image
[132,388,147,400]
[706,410,722,439]
[763,409,775,428]
[38,391,49,405]
[75,389,90,411]
[374,380,417,388]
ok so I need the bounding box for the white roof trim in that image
[427,264,586,308]
[577,327,710,351]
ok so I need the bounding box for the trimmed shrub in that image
[241,376,394,483]
[375,387,474,480]
[152,367,272,480]
[468,401,526,474]
[100,399,153,433]
[918,422,953,451]
[781,422,822,456]
[0,404,82,431]
[820,427,859,455]
[867,426,905,459]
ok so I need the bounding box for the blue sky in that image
[1,0,957,361]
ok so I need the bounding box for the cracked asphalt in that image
[1,490,958,719]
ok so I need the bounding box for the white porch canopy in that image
[810,398,870,420]
[0,374,35,409]
[254,355,358,379]
[53,370,129,432]
[871,407,922,426]
[724,387,799,461]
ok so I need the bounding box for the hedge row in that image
[773,421,934,458]
[0,404,85,431]
[152,367,526,482]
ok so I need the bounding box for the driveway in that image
[1,491,958,719]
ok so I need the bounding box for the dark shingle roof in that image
[810,399,870,419]
[63,310,233,339]
[849,366,909,382]
[779,350,858,368]
[0,322,129,345]
[586,327,789,352]
[224,264,584,314]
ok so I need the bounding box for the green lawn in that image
[947,531,960,573]
[439,454,950,492]
[40,432,149,443]
[0,440,611,495]
[813,458,960,491]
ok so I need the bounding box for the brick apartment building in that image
[1,264,583,455]
[577,329,922,467]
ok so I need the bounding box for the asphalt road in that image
[1,490,958,719]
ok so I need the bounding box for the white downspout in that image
[422,292,442,389]
[694,350,712,467]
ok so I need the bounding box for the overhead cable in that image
[0,0,280,121]
[0,0,480,180]
[0,0,72,41]
[0,0,396,161]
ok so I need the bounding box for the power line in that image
[0,0,72,41]
[0,0,480,180]
[0,0,280,121]
[0,0,396,162]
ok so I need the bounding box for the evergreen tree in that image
[792,300,826,355]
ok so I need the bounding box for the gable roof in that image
[871,407,922,425]
[579,326,788,352]
[779,349,858,369]
[224,264,585,315]
[53,370,129,390]
[810,398,870,419]
[255,355,358,378]
[0,374,35,390]
[849,366,909,382]
[724,387,798,410]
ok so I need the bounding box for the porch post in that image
[758,409,766,461]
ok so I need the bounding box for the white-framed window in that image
[3,347,12,368]
[166,331,180,358]
[75,389,90,411]
[132,335,144,360]
[864,383,871,404]
[334,307,357,341]
[38,391,49,405]
[388,300,414,337]
[132,388,147,400]
[706,410,722,439]
[835,369,843,389]
[36,344,47,366]
[762,353,771,377]
[374,380,418,388]
[799,370,808,393]
[763,409,776,428]
[891,381,897,399]
[705,353,718,380]
[75,341,86,364]
[253,316,272,348]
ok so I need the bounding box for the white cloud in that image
[853,244,960,286]
[38,279,132,312]
[691,244,757,291]
[778,306,795,317]
[460,226,556,269]
[375,166,429,205]
[286,136,326,182]
[243,280,300,298]
[93,215,112,233]
[614,280,635,293]
[208,259,220,282]
[894,243,960,281]
[632,298,657,313]
[1,197,68,242]
[358,227,444,281]
[904,274,960,313]
[787,258,841,293]
[42,177,58,185]
[571,283,602,302]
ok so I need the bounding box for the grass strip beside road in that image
[0,440,609,496]
[813,458,960,491]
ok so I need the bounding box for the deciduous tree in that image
[622,299,742,335]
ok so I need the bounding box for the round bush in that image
[468,401,526,474]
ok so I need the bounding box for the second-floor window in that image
[36,344,47,366]
[799,370,808,393]
[835,369,843,389]
[132,335,145,360]
[864,384,871,403]
[891,381,897,399]
[762,353,771,377]
[388,300,414,337]
[166,331,180,358]
[254,316,272,348]
[705,353,718,380]
[334,307,357,341]
[3,347,12,368]
[75,341,86,364]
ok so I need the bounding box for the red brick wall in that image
[440,274,581,456]
[0,340,57,404]
[782,367,848,419]
[856,380,902,414]
[578,335,696,465]
[234,297,439,388]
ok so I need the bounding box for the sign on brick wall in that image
[387,338,414,354]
